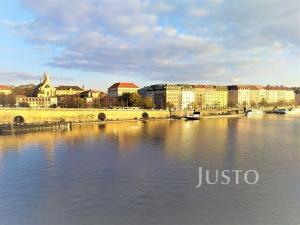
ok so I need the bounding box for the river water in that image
[0,115,300,225]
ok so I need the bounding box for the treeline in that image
[0,94,16,107]
[58,96,102,108]
[116,93,155,108]
[55,93,155,109]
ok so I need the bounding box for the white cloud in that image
[187,8,208,17]
[5,0,300,84]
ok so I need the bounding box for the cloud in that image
[0,71,41,83]
[5,0,300,84]
[0,70,73,83]
[187,7,208,17]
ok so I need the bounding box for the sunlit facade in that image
[229,85,295,107]
[194,85,228,109]
[0,85,13,95]
[108,82,139,98]
[33,73,56,97]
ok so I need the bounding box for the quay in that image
[0,108,170,124]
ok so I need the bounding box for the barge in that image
[0,121,72,135]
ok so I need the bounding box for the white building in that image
[181,89,195,110]
[108,82,139,98]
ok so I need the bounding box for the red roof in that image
[108,82,139,89]
[265,85,292,90]
[0,85,13,90]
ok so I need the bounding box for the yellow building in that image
[33,72,56,97]
[229,85,295,107]
[165,84,183,110]
[108,82,139,98]
[142,84,228,110]
[17,72,58,108]
[264,86,295,104]
[55,86,84,96]
[193,85,206,108]
[16,96,58,108]
[215,86,229,108]
[296,92,300,105]
[228,85,253,107]
[277,87,295,103]
[139,84,187,110]
[194,85,228,109]
[150,84,188,110]
[250,86,267,106]
[0,85,13,95]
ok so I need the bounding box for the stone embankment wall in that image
[0,108,170,124]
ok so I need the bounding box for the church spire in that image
[43,72,50,83]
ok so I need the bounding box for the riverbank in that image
[0,108,170,124]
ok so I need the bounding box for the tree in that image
[142,96,155,109]
[92,99,101,108]
[119,93,130,107]
[119,93,143,107]
[195,94,204,109]
[129,93,142,107]
[277,100,287,107]
[19,102,30,108]
[13,85,35,96]
[166,102,174,116]
[0,94,16,107]
[259,98,267,107]
[190,102,198,111]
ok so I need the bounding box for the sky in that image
[0,0,299,90]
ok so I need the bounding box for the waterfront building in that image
[271,86,295,104]
[194,85,228,109]
[264,86,295,104]
[215,86,229,108]
[18,72,58,108]
[150,85,167,109]
[165,84,184,110]
[0,85,13,95]
[139,84,184,110]
[138,86,155,99]
[55,86,84,96]
[181,85,195,109]
[16,96,57,108]
[229,85,295,107]
[296,92,300,105]
[80,90,108,107]
[228,85,253,107]
[81,90,106,99]
[33,73,56,97]
[108,82,139,98]
[140,84,229,110]
[250,86,267,106]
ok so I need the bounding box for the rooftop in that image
[109,82,139,89]
[56,85,83,91]
[0,85,13,90]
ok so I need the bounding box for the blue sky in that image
[0,0,299,90]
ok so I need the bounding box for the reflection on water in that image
[0,115,300,225]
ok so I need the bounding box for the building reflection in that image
[0,119,232,165]
[0,125,101,162]
[98,121,144,151]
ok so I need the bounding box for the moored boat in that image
[274,108,288,114]
[245,109,264,117]
[185,112,201,120]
